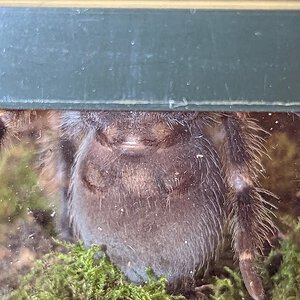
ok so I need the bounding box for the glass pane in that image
[0,110,299,299]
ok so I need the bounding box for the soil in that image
[0,211,56,298]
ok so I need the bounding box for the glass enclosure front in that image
[0,110,299,299]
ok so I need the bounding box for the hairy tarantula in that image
[0,110,274,300]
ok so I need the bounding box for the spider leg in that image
[221,112,274,300]
[57,137,77,241]
[0,113,5,144]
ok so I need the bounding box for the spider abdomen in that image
[67,112,225,284]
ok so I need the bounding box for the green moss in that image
[211,267,248,300]
[10,241,185,300]
[268,218,300,300]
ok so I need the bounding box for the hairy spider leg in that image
[222,112,274,300]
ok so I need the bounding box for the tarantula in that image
[0,110,274,300]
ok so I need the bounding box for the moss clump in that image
[211,266,248,300]
[11,241,185,300]
[268,218,300,300]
